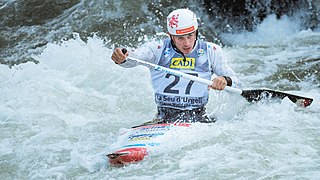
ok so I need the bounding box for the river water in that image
[1,1,320,179]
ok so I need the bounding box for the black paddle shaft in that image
[241,89,313,107]
[121,48,127,54]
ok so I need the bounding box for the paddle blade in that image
[241,89,313,107]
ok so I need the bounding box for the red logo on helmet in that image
[169,14,179,28]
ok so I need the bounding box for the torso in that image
[150,39,212,110]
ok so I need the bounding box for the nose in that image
[182,38,190,47]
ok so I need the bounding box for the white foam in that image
[221,14,301,46]
[0,32,319,179]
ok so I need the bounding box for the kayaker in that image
[111,8,242,123]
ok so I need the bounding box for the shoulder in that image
[133,39,165,55]
[143,39,166,49]
[205,41,223,52]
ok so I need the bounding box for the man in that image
[111,9,241,123]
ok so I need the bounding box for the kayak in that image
[107,123,191,166]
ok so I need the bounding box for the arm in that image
[208,43,242,90]
[110,40,164,68]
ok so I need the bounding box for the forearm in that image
[118,41,162,68]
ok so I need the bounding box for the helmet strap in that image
[170,35,187,61]
[195,30,198,42]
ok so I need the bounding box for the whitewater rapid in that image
[0,16,320,179]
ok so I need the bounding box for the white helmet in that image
[167,9,198,36]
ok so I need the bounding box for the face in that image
[171,31,197,55]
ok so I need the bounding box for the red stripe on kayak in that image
[108,147,148,166]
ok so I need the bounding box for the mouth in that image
[182,47,191,53]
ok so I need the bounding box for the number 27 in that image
[163,73,198,95]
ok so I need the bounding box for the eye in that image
[177,37,184,40]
